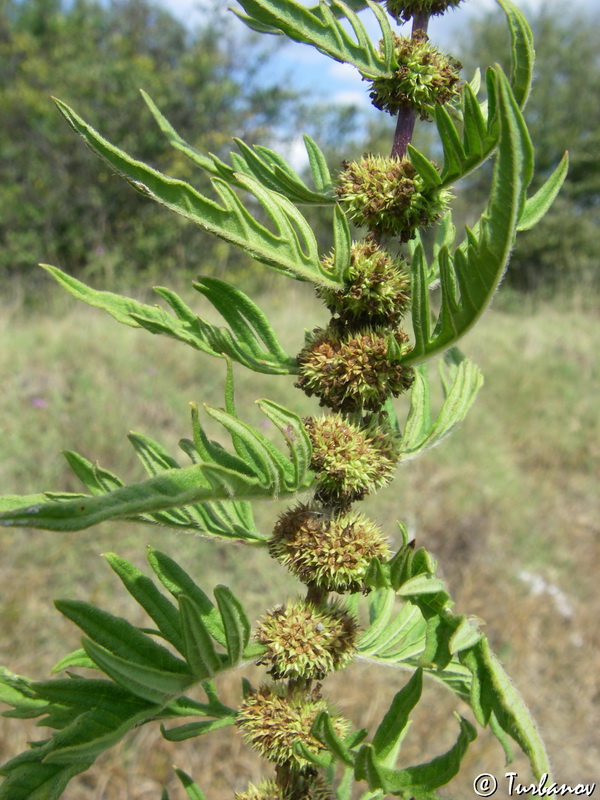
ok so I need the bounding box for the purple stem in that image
[391,11,431,159]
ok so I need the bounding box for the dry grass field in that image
[1,279,598,799]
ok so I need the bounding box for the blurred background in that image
[0,0,598,796]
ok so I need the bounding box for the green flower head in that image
[336,154,451,241]
[235,778,333,800]
[368,32,462,118]
[236,684,348,768]
[318,240,411,327]
[384,0,465,22]
[256,599,358,680]
[305,414,400,505]
[269,505,391,593]
[296,325,414,413]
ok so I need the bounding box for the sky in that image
[150,0,583,112]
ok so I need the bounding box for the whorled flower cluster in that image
[295,326,414,413]
[236,685,349,768]
[269,504,391,593]
[336,154,451,241]
[317,240,410,327]
[305,414,400,506]
[383,0,464,22]
[256,600,358,680]
[368,32,462,118]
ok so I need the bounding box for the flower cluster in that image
[269,504,391,593]
[256,600,357,679]
[305,414,399,506]
[295,326,414,413]
[237,685,348,768]
[235,778,333,800]
[336,154,450,241]
[317,240,410,327]
[368,31,462,118]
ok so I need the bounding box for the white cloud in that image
[332,90,370,108]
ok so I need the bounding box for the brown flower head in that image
[269,505,391,593]
[256,599,358,680]
[237,684,348,768]
[296,325,414,413]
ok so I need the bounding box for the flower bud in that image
[305,414,399,504]
[236,684,348,768]
[336,154,451,240]
[269,505,391,593]
[256,600,358,680]
[317,240,410,327]
[296,326,414,413]
[368,32,462,118]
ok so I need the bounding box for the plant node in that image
[296,326,414,412]
[368,31,462,118]
[318,240,410,327]
[269,505,391,593]
[336,154,451,240]
[256,600,358,680]
[236,684,348,768]
[305,414,400,504]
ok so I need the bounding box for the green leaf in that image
[406,145,442,189]
[495,0,535,108]
[404,68,533,365]
[399,350,484,458]
[55,600,189,676]
[82,639,193,704]
[0,756,94,800]
[161,715,235,741]
[371,670,422,765]
[331,204,352,282]
[214,586,251,667]
[53,99,340,288]
[174,767,208,800]
[232,0,394,78]
[461,637,551,778]
[178,595,224,680]
[103,553,184,654]
[311,711,356,767]
[397,574,446,597]
[517,152,569,231]
[304,134,334,195]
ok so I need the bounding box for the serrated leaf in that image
[404,68,533,365]
[53,99,340,288]
[233,0,394,78]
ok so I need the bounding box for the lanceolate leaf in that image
[400,350,484,458]
[403,68,533,365]
[496,0,535,108]
[517,152,569,231]
[53,99,340,288]
[141,91,334,205]
[233,0,395,79]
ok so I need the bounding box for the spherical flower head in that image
[305,414,400,504]
[269,505,391,593]
[236,684,348,768]
[256,600,357,680]
[336,154,451,241]
[368,32,462,118]
[295,325,414,413]
[317,240,410,327]
[384,0,464,22]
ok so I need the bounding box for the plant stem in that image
[391,12,431,159]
